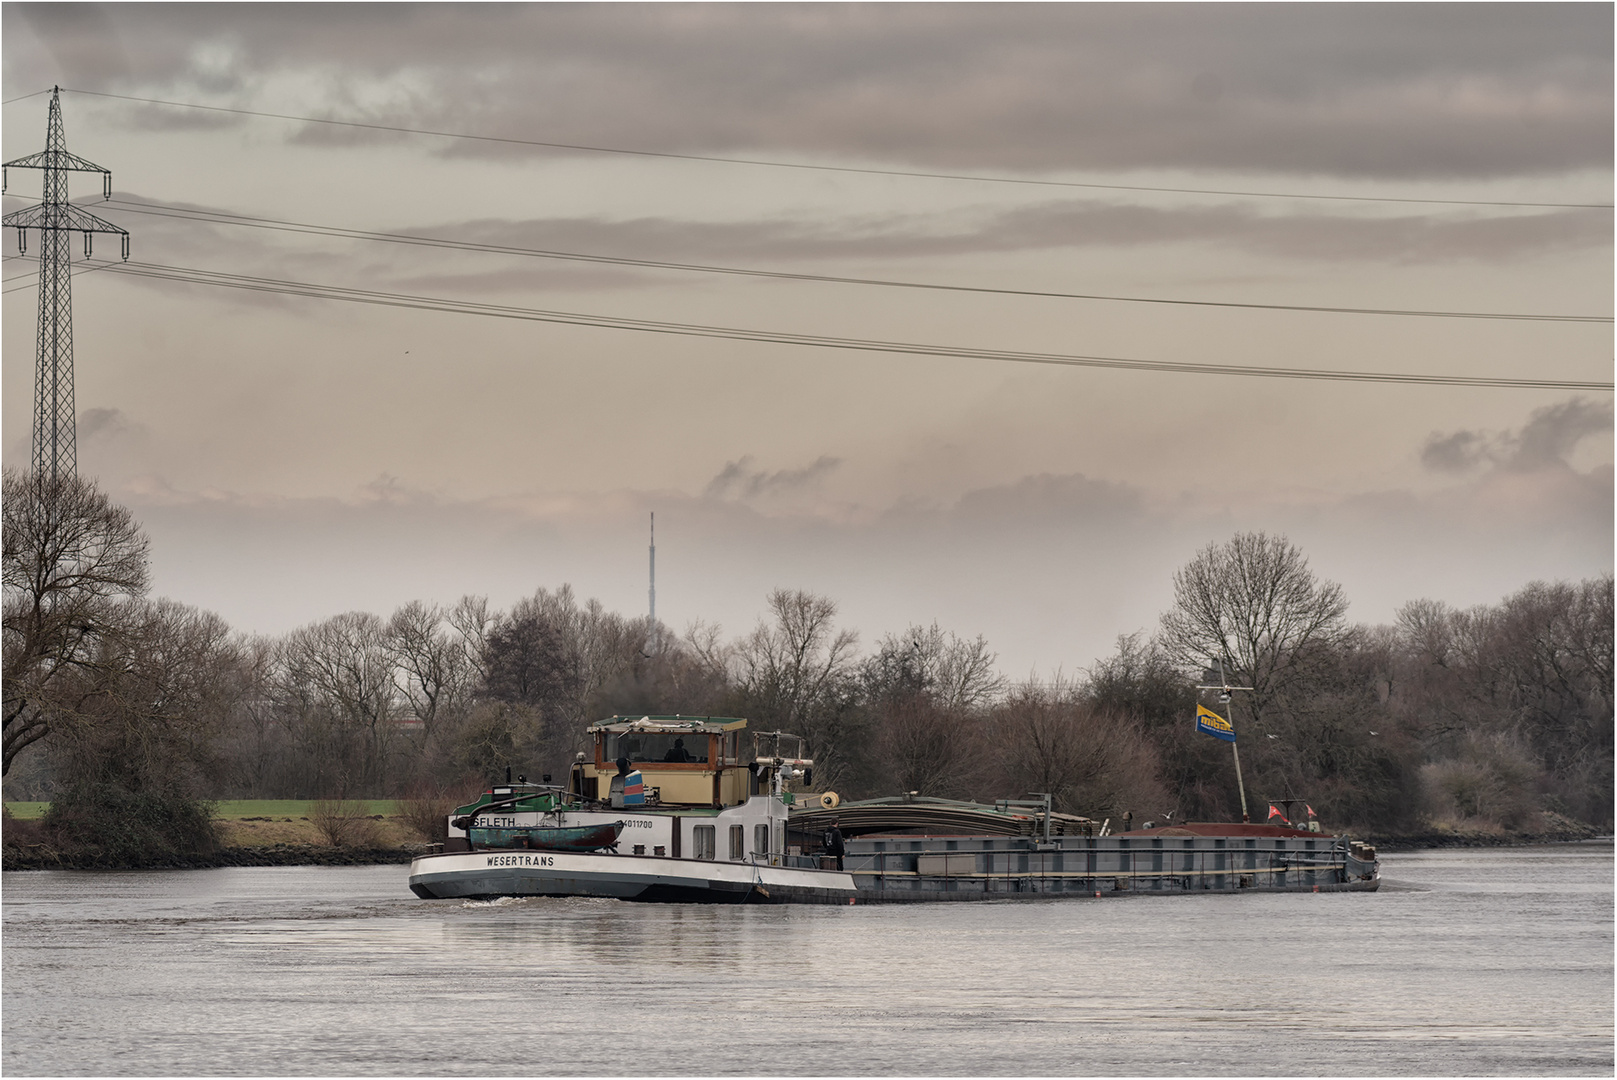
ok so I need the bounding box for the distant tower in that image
[648,512,657,652]
[3,87,129,483]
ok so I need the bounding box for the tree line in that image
[5,469,1611,842]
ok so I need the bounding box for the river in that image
[3,842,1610,1076]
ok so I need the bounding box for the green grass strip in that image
[212,799,403,818]
[5,799,403,820]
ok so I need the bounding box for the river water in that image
[3,842,1610,1077]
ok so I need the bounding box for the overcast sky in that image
[3,3,1611,676]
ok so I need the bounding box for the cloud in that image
[950,473,1145,529]
[108,444,1610,677]
[1422,396,1613,474]
[102,195,1610,318]
[77,405,131,441]
[1510,397,1614,471]
[705,454,842,500]
[75,406,158,485]
[7,5,1610,179]
[1420,430,1488,473]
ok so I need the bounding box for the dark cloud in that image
[1511,397,1615,470]
[705,454,842,500]
[7,3,132,87]
[77,405,131,441]
[969,203,1610,264]
[951,473,1144,528]
[6,4,1609,179]
[373,203,1613,282]
[1421,396,1613,474]
[1420,430,1487,473]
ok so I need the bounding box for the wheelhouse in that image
[572,715,813,809]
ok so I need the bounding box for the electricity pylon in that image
[3,86,129,483]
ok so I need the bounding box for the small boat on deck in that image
[464,821,625,852]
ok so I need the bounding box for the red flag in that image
[1306,804,1317,818]
[1267,804,1289,823]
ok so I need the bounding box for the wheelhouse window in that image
[606,731,711,764]
[693,825,716,861]
[754,824,770,857]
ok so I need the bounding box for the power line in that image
[92,198,1614,325]
[41,255,1610,391]
[0,257,118,292]
[54,87,1614,211]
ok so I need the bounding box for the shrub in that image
[396,785,460,844]
[41,784,219,866]
[1421,733,1540,830]
[310,799,381,848]
[1,803,49,850]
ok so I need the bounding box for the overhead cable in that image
[44,256,1611,391]
[54,87,1613,211]
[97,199,1614,325]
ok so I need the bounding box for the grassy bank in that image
[3,799,429,870]
[6,799,402,821]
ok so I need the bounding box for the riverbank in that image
[1,842,423,871]
[2,806,431,871]
[1365,813,1606,852]
[5,814,1607,870]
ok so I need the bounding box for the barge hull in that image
[409,849,857,905]
[844,831,1379,902]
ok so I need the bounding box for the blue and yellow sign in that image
[1196,704,1236,742]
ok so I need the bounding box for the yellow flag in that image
[1196,704,1236,742]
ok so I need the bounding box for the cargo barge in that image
[407,715,1378,904]
[813,815,1379,901]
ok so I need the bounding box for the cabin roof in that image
[588,714,749,734]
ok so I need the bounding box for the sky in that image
[2,3,1611,677]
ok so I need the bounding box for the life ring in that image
[819,791,841,810]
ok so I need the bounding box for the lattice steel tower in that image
[3,87,129,483]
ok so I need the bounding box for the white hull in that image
[409,848,858,905]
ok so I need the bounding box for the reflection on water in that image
[3,843,1611,1076]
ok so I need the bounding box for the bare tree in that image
[477,589,587,782]
[992,677,1167,819]
[386,600,476,742]
[41,599,242,862]
[875,695,985,798]
[1158,532,1350,723]
[1082,633,1229,819]
[277,612,398,795]
[448,595,493,687]
[732,589,862,788]
[863,623,1005,711]
[1394,575,1614,826]
[3,469,150,776]
[856,623,1004,798]
[213,635,282,798]
[53,599,238,793]
[683,618,731,682]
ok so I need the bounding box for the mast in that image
[1197,657,1254,822]
[648,511,656,653]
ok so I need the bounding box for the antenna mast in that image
[3,87,130,483]
[648,512,656,653]
[1197,656,1255,823]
